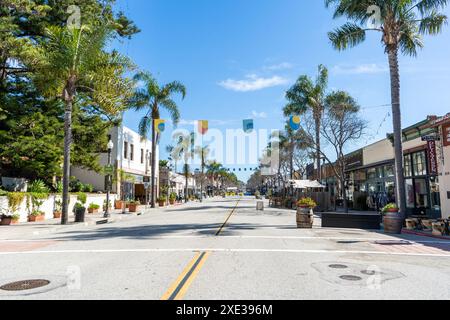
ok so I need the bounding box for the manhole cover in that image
[329,264,348,269]
[361,270,378,276]
[340,275,363,281]
[0,279,50,291]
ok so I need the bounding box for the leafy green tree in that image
[131,72,186,208]
[34,24,135,224]
[284,65,328,181]
[325,0,448,215]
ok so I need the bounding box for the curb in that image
[402,229,450,241]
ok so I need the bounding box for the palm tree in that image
[206,161,224,195]
[131,72,186,208]
[325,0,448,216]
[173,132,193,202]
[284,64,328,181]
[34,24,134,224]
[195,145,210,202]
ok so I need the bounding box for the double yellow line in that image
[161,199,240,300]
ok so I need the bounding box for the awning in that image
[287,180,326,189]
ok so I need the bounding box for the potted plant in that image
[432,221,446,236]
[28,210,45,222]
[296,198,317,228]
[73,192,87,223]
[169,193,177,205]
[88,203,100,214]
[158,196,167,207]
[115,199,125,210]
[54,199,62,219]
[382,203,403,234]
[5,192,25,224]
[128,200,141,213]
[1,211,20,225]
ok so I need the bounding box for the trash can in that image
[75,207,86,223]
[257,201,264,211]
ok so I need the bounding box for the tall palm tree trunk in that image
[388,48,407,218]
[61,100,73,225]
[151,118,156,208]
[315,117,321,182]
[290,141,294,180]
[185,164,189,203]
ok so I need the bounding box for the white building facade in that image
[72,126,159,203]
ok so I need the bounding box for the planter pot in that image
[129,204,140,213]
[421,219,434,230]
[0,217,12,226]
[405,219,418,231]
[432,222,446,236]
[28,215,45,222]
[74,207,86,223]
[169,199,175,205]
[158,201,166,207]
[115,200,124,210]
[88,208,99,214]
[383,213,403,234]
[296,207,313,229]
[53,211,62,219]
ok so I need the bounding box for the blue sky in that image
[114,0,450,181]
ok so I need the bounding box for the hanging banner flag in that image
[198,120,209,135]
[243,119,254,133]
[154,119,166,133]
[289,115,301,130]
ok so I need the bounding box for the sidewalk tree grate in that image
[339,275,362,281]
[0,280,50,291]
[329,264,348,269]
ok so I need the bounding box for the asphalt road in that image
[0,197,449,300]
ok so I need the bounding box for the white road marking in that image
[0,248,449,258]
[1,236,448,244]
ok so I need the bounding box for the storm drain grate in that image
[340,275,363,281]
[329,264,348,269]
[0,279,50,291]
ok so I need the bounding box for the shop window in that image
[141,149,144,164]
[405,179,415,208]
[414,179,428,209]
[412,151,427,176]
[124,142,128,159]
[385,165,394,177]
[404,155,412,177]
[367,168,377,180]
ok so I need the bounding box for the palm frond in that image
[160,98,181,126]
[328,23,367,51]
[418,11,448,34]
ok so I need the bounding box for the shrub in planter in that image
[128,201,141,213]
[88,203,100,214]
[296,198,317,229]
[73,193,87,222]
[381,203,403,234]
[169,193,177,205]
[158,197,167,207]
[115,199,125,210]
[54,199,62,219]
[28,210,45,222]
[1,213,20,225]
[6,192,25,219]
[83,184,94,193]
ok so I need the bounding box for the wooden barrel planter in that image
[296,207,313,229]
[383,212,403,234]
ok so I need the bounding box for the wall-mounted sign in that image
[421,135,440,142]
[427,140,438,176]
[443,123,450,147]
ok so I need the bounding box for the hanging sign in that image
[428,140,438,176]
[198,120,209,135]
[289,115,301,130]
[243,119,254,133]
[154,119,166,133]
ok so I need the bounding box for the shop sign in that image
[421,135,440,142]
[427,140,438,176]
[443,124,450,147]
[143,176,151,183]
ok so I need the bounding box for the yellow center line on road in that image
[160,198,241,300]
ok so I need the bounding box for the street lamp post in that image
[104,137,114,218]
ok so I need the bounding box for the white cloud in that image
[178,119,197,126]
[332,63,388,75]
[251,110,268,119]
[219,74,289,92]
[263,62,294,71]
